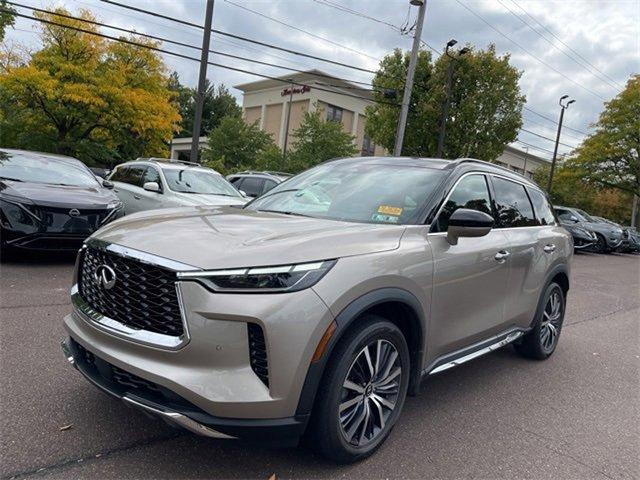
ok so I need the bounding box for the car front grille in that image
[248,323,269,387]
[79,247,184,337]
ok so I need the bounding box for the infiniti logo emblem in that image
[69,208,80,217]
[94,264,116,290]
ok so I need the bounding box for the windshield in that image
[246,161,446,224]
[0,151,99,187]
[163,169,241,196]
[575,208,595,222]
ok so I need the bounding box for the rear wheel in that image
[311,315,410,463]
[594,233,609,253]
[514,282,565,360]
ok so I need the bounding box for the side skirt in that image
[422,329,527,377]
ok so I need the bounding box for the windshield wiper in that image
[256,209,312,218]
[0,176,23,182]
[254,188,301,201]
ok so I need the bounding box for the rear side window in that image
[528,188,555,225]
[262,179,277,194]
[491,177,537,228]
[433,174,492,232]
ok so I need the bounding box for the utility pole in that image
[547,95,575,192]
[393,0,427,157]
[436,40,469,158]
[189,0,215,163]
[282,79,294,160]
[522,146,529,177]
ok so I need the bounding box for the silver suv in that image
[62,157,572,462]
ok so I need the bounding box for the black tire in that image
[594,233,609,253]
[311,315,410,463]
[514,282,566,360]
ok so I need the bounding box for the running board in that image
[427,331,524,376]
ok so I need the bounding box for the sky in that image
[4,0,640,159]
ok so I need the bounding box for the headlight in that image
[107,200,123,210]
[177,260,337,293]
[0,198,41,226]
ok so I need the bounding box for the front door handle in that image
[543,244,556,253]
[134,194,141,200]
[494,250,510,262]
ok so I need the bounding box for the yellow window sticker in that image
[378,205,403,216]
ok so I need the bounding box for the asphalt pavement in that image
[1,250,638,479]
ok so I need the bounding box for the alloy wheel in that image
[338,339,402,447]
[540,288,563,352]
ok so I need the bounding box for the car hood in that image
[581,221,623,236]
[92,206,405,270]
[171,191,247,207]
[0,179,117,208]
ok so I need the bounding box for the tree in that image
[202,116,277,174]
[366,45,525,160]
[0,8,180,165]
[168,74,241,137]
[572,75,640,198]
[287,109,357,171]
[0,0,15,42]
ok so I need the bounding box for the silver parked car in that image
[226,171,292,198]
[553,206,623,253]
[62,157,572,462]
[107,158,247,214]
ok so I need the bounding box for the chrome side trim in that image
[122,396,236,439]
[85,238,201,272]
[427,330,524,375]
[71,283,190,350]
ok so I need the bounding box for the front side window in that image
[574,208,595,222]
[528,188,555,225]
[141,167,162,191]
[432,174,493,232]
[0,151,99,187]
[162,169,241,197]
[492,177,537,227]
[326,104,343,123]
[246,161,446,225]
[238,177,265,197]
[555,208,574,222]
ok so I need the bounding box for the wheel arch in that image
[295,288,426,416]
[530,264,570,329]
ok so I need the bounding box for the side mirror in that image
[239,190,248,197]
[446,208,494,246]
[570,215,579,223]
[143,181,160,193]
[102,180,114,189]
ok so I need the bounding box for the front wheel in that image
[311,315,410,463]
[594,233,609,253]
[514,282,566,360]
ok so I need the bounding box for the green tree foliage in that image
[0,0,16,42]
[287,109,357,171]
[202,116,277,174]
[168,73,241,137]
[572,75,640,197]
[0,8,180,166]
[366,45,525,160]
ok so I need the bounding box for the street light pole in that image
[189,0,215,163]
[436,40,469,158]
[393,0,427,157]
[546,95,575,192]
[282,79,294,160]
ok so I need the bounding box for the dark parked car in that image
[553,206,623,253]
[226,171,291,198]
[559,220,597,251]
[89,167,111,179]
[621,227,640,253]
[0,149,124,253]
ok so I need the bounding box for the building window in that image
[326,104,343,123]
[362,135,375,156]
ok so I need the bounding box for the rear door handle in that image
[134,194,141,200]
[543,244,556,253]
[494,250,510,262]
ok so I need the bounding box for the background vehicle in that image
[558,219,597,251]
[89,167,111,179]
[108,158,247,214]
[226,171,291,198]
[554,206,623,253]
[62,157,571,463]
[621,227,640,253]
[0,149,123,253]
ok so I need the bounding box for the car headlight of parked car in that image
[107,199,124,210]
[177,260,337,293]
[0,196,42,227]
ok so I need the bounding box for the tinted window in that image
[126,166,146,187]
[0,151,99,187]
[555,208,575,222]
[492,177,537,227]
[109,166,129,183]
[433,174,492,232]
[262,179,277,194]
[247,162,446,225]
[228,177,241,185]
[528,188,555,225]
[240,177,265,197]
[142,167,162,191]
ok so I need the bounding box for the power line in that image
[4,9,399,107]
[224,0,380,62]
[514,140,556,156]
[453,0,608,101]
[509,0,625,90]
[522,115,585,143]
[519,127,578,150]
[523,106,590,136]
[496,0,621,91]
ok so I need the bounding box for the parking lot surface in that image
[1,251,639,479]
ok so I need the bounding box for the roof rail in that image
[136,157,201,167]
[450,157,538,184]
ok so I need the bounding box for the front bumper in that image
[61,338,306,443]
